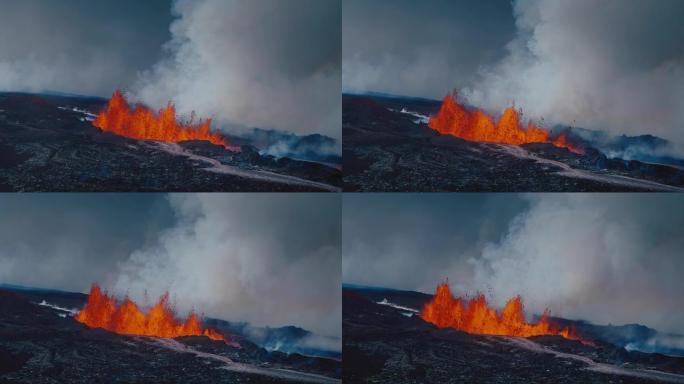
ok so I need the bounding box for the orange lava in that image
[75,284,226,342]
[428,94,584,154]
[93,90,233,149]
[421,283,580,340]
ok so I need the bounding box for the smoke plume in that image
[470,194,684,336]
[132,0,341,143]
[113,194,341,341]
[463,0,684,144]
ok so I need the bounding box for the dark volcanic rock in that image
[0,92,340,192]
[342,94,684,192]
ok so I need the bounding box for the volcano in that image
[342,93,684,192]
[343,285,684,383]
[421,283,580,340]
[0,92,341,192]
[75,284,225,342]
[428,94,584,154]
[0,285,341,383]
[93,91,234,150]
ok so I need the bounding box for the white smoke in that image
[470,194,684,334]
[113,194,341,340]
[463,0,684,145]
[626,334,684,355]
[132,0,341,144]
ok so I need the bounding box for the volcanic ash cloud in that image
[112,194,342,343]
[463,0,684,145]
[132,0,341,144]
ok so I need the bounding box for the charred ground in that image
[0,93,341,192]
[343,286,684,383]
[0,287,340,384]
[343,94,684,192]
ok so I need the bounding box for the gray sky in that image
[343,0,515,99]
[0,0,173,96]
[0,194,341,339]
[343,0,684,144]
[0,0,341,140]
[343,193,684,335]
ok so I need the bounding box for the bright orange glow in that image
[93,90,234,149]
[428,94,584,154]
[75,284,226,342]
[421,283,581,340]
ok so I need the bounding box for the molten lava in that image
[428,94,584,154]
[93,90,232,149]
[421,283,580,340]
[75,284,226,342]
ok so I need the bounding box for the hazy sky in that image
[343,193,684,335]
[0,0,341,140]
[343,0,515,99]
[0,0,173,97]
[343,0,684,144]
[0,194,341,339]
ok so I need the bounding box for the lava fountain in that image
[428,94,584,155]
[421,283,581,340]
[75,284,226,342]
[93,90,234,149]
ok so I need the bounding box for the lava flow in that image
[75,284,226,342]
[421,283,580,340]
[93,90,233,149]
[428,94,584,154]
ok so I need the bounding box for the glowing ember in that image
[421,283,581,340]
[75,284,226,342]
[93,90,233,149]
[428,94,584,154]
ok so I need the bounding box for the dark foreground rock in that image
[0,93,341,192]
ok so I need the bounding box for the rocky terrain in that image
[0,92,341,192]
[343,286,684,383]
[0,286,341,383]
[343,94,684,192]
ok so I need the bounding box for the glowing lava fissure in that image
[421,283,581,341]
[93,90,234,150]
[428,94,584,155]
[75,284,226,342]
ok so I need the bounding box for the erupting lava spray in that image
[421,283,581,340]
[75,284,226,342]
[93,90,234,149]
[428,94,584,154]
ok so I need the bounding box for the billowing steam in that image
[132,0,341,144]
[113,194,341,342]
[463,0,684,146]
[470,194,684,337]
